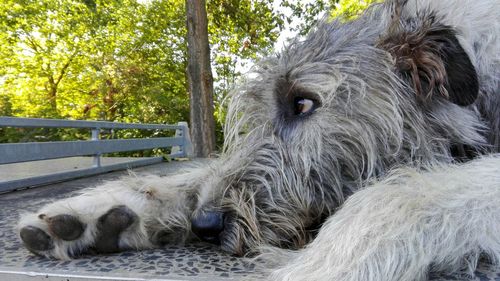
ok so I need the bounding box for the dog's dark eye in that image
[294,97,316,116]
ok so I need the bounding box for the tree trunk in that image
[186,0,216,157]
[46,76,58,116]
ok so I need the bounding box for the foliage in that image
[281,0,338,36]
[0,0,188,124]
[331,0,381,20]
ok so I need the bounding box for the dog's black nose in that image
[191,210,224,244]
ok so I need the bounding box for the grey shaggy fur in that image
[18,0,500,280]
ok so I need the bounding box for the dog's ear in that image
[378,12,479,106]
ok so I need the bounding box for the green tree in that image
[0,0,87,117]
[0,0,189,124]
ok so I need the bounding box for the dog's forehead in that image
[279,16,382,67]
[252,22,386,103]
[268,23,384,91]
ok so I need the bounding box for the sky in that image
[273,0,321,50]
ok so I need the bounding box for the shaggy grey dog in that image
[18,0,500,280]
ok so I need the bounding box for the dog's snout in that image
[191,210,224,244]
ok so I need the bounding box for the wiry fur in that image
[17,0,500,280]
[265,156,500,281]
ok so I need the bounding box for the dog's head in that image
[190,1,485,256]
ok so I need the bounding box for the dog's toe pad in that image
[92,205,137,253]
[47,214,86,241]
[20,226,54,252]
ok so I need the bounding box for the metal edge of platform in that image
[0,267,238,281]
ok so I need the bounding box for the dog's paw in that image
[18,175,198,259]
[16,181,167,259]
[18,204,143,259]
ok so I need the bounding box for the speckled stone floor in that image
[0,160,499,281]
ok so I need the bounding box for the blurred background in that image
[0,0,376,154]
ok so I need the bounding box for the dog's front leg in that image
[269,156,500,281]
[17,167,209,260]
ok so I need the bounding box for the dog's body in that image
[18,0,500,280]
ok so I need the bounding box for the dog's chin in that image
[219,234,244,256]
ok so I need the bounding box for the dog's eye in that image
[294,97,316,116]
